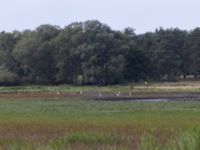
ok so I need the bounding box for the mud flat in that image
[92,93,200,102]
[0,91,200,102]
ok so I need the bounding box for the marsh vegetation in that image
[0,97,199,149]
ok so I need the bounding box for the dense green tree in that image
[12,25,59,84]
[80,21,127,85]
[0,32,20,84]
[125,49,151,81]
[186,28,200,78]
[54,22,84,84]
[136,32,157,79]
[154,28,187,80]
[0,21,198,85]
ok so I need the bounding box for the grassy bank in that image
[1,80,200,94]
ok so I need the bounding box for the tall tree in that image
[12,25,60,84]
[81,21,127,85]
[54,22,84,84]
[154,28,187,80]
[187,28,200,78]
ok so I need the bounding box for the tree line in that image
[0,20,199,85]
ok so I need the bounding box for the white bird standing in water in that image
[99,93,102,97]
[57,91,60,95]
[80,91,83,95]
[116,91,121,97]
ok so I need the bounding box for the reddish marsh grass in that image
[0,99,198,149]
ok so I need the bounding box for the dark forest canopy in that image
[0,20,199,85]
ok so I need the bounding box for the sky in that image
[0,0,199,34]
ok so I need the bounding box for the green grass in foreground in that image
[0,99,200,149]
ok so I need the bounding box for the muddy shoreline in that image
[93,93,200,101]
[0,92,199,101]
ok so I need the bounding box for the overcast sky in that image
[0,0,199,33]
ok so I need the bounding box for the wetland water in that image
[134,99,169,102]
[93,93,200,102]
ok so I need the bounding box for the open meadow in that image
[0,82,199,149]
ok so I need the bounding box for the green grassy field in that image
[1,80,200,94]
[0,98,199,149]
